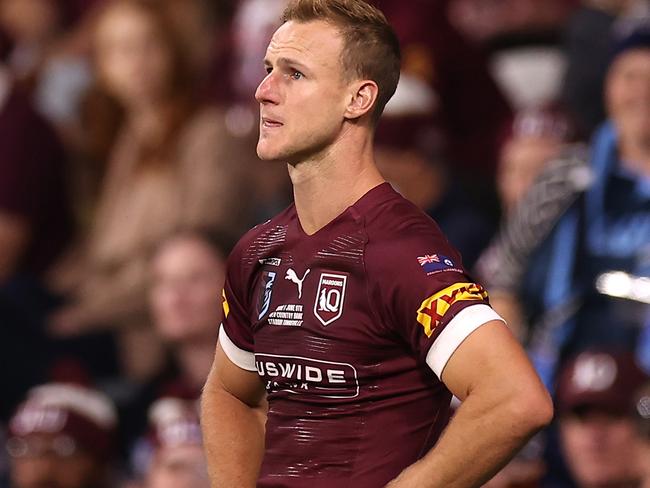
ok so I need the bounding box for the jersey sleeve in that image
[219,245,256,372]
[368,222,504,379]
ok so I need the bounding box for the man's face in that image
[497,136,561,214]
[150,237,225,343]
[560,409,642,487]
[146,445,210,488]
[606,49,650,148]
[255,20,352,163]
[9,434,101,488]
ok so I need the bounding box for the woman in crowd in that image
[148,229,230,393]
[48,0,253,380]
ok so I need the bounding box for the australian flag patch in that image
[417,254,459,275]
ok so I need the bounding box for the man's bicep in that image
[209,340,265,408]
[440,320,542,402]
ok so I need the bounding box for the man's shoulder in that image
[363,187,447,245]
[361,188,462,276]
[228,204,297,267]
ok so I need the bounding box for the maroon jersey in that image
[220,183,502,487]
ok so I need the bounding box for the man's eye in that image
[265,66,273,74]
[290,71,304,80]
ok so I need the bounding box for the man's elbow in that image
[509,386,554,435]
[530,390,554,431]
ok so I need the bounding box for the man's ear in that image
[344,80,379,120]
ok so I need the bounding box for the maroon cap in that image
[148,397,202,449]
[556,351,649,416]
[497,105,577,153]
[510,106,574,141]
[8,383,117,458]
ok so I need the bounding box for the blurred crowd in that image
[1,0,650,486]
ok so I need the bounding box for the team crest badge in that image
[314,272,347,326]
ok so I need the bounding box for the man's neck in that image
[288,130,385,235]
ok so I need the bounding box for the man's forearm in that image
[201,373,266,487]
[386,391,550,487]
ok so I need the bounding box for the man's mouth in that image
[262,117,283,128]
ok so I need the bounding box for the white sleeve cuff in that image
[218,325,257,372]
[425,304,505,379]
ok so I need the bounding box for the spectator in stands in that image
[562,0,650,136]
[497,107,574,216]
[114,229,229,464]
[556,350,647,488]
[0,38,74,422]
[0,0,96,137]
[487,107,574,339]
[0,0,67,89]
[476,26,650,385]
[6,382,117,488]
[141,396,209,488]
[0,50,72,289]
[48,0,252,380]
[149,229,229,392]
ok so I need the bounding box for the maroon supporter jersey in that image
[220,183,502,487]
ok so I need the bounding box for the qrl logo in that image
[314,272,347,326]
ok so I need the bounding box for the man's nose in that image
[255,73,279,105]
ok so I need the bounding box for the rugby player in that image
[201,1,553,486]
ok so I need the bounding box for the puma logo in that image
[285,268,310,299]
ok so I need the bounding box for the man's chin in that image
[257,141,311,165]
[256,145,286,162]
